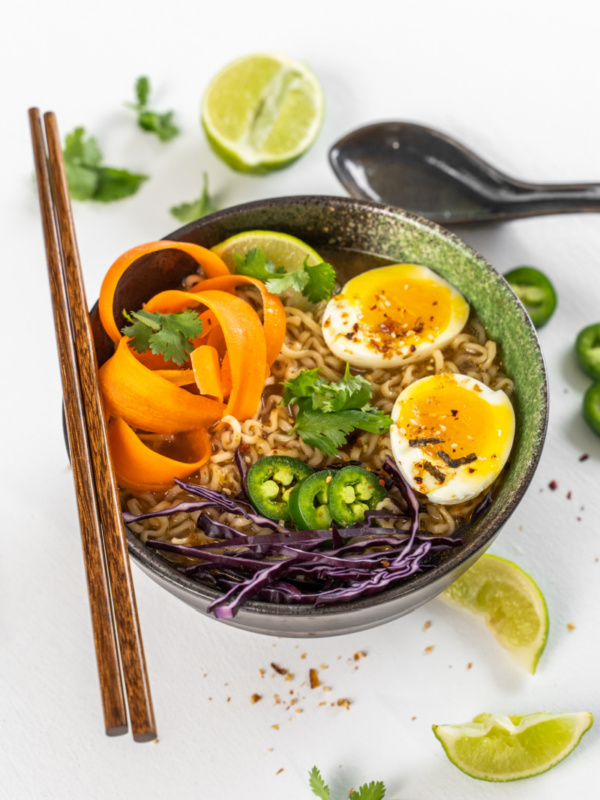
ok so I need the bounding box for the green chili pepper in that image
[246,455,313,521]
[583,383,600,437]
[576,322,600,381]
[288,470,334,530]
[328,465,387,527]
[504,266,557,328]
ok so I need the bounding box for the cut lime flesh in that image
[201,53,325,174]
[433,711,593,782]
[211,230,323,272]
[441,553,548,673]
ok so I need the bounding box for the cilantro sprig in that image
[234,248,336,303]
[121,309,203,366]
[63,128,148,202]
[170,172,218,223]
[282,366,392,456]
[127,76,180,142]
[309,766,386,800]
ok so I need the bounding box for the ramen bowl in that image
[91,195,548,637]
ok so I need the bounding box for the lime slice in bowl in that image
[212,230,324,272]
[441,554,548,673]
[433,711,593,782]
[201,53,325,174]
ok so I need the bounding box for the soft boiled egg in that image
[390,373,515,505]
[322,264,470,369]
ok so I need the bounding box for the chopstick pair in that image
[29,108,157,743]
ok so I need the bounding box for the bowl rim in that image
[117,194,548,619]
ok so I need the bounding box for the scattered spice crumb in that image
[271,662,288,675]
[411,716,417,721]
[320,663,329,669]
[467,662,473,670]
[259,669,265,678]
[579,454,589,462]
[323,686,331,693]
[251,694,262,704]
[318,702,327,707]
[227,697,231,703]
[425,645,435,654]
[577,517,582,522]
[337,698,352,710]
[268,748,273,752]
[567,491,572,500]
[271,724,279,730]
[300,653,307,659]
[595,556,599,563]
[567,623,576,631]
[208,697,212,701]
[423,621,431,631]
[309,668,321,689]
[203,673,207,678]
[276,768,284,775]
[284,673,293,682]
[549,480,558,490]
[353,651,367,660]
[295,708,303,714]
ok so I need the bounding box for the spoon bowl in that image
[330,122,600,224]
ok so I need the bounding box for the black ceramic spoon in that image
[329,121,600,224]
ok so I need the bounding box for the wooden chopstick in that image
[29,108,157,743]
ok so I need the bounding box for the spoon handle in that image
[508,182,600,214]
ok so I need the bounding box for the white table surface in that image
[3,1,600,797]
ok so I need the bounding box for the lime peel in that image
[211,230,324,272]
[441,553,548,673]
[433,711,593,782]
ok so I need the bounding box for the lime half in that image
[441,554,548,673]
[212,230,323,272]
[433,711,593,782]
[201,53,325,174]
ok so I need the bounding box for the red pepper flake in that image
[271,662,288,675]
[567,491,572,500]
[579,454,589,462]
[548,480,558,490]
[251,694,262,704]
[239,442,251,453]
[309,669,321,689]
[410,344,417,352]
[450,409,458,417]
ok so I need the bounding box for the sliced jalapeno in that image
[246,456,313,521]
[289,470,334,530]
[576,323,600,381]
[328,465,387,527]
[583,383,600,437]
[504,266,557,328]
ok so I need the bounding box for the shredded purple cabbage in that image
[125,453,495,619]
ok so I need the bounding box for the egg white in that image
[322,264,470,369]
[390,373,515,505]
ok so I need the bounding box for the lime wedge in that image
[441,554,548,673]
[433,711,593,782]
[201,53,325,173]
[212,230,324,272]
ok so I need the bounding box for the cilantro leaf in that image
[293,402,359,457]
[312,363,373,413]
[281,368,325,406]
[352,781,386,800]
[234,249,285,282]
[127,75,180,142]
[233,248,335,303]
[308,767,331,800]
[121,309,203,366]
[63,127,148,202]
[302,259,337,303]
[283,368,392,455]
[170,173,219,223]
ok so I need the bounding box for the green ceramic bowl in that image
[92,196,548,636]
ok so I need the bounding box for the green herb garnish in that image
[63,127,148,202]
[282,365,392,456]
[127,76,180,142]
[309,766,386,800]
[234,248,336,303]
[121,309,203,366]
[170,172,218,223]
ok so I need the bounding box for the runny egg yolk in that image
[321,264,470,369]
[390,373,515,505]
